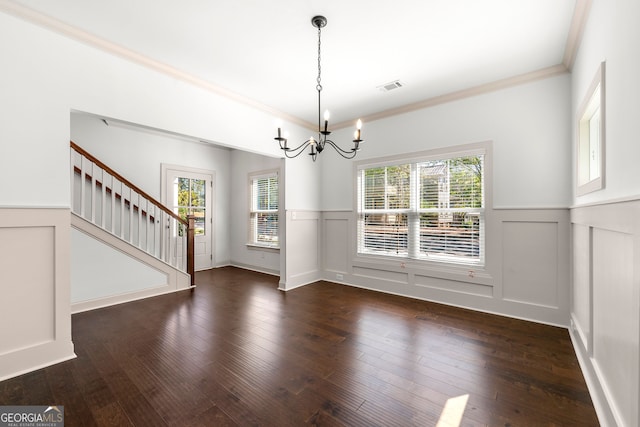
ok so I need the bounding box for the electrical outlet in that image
[336,273,344,281]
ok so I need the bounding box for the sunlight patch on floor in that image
[436,394,469,427]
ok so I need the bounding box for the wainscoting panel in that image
[0,226,55,353]
[414,274,494,297]
[502,220,559,308]
[320,208,569,327]
[352,266,409,284]
[571,223,592,353]
[0,208,75,381]
[570,200,640,427]
[323,216,349,274]
[281,210,322,290]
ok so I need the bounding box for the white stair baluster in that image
[80,155,87,219]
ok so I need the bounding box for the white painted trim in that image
[0,0,586,132]
[576,62,606,197]
[333,66,568,128]
[229,262,279,277]
[570,193,640,209]
[563,0,593,70]
[569,327,616,427]
[161,163,216,270]
[72,286,195,314]
[493,205,571,210]
[248,168,280,249]
[278,277,319,292]
[0,0,314,131]
[323,207,570,326]
[0,208,76,381]
[324,278,568,329]
[280,210,322,290]
[570,199,640,427]
[71,213,191,312]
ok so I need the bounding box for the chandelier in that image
[274,15,363,161]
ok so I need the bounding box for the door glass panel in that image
[192,179,206,207]
[173,177,206,236]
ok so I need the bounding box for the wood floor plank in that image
[0,267,599,426]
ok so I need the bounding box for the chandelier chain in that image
[316,26,322,92]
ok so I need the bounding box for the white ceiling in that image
[8,0,582,130]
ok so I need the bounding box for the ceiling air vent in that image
[378,80,403,92]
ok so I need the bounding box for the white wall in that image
[229,149,282,274]
[569,1,640,426]
[318,74,572,326]
[0,7,319,379]
[71,112,233,266]
[71,227,167,302]
[322,74,571,210]
[571,0,640,206]
[70,215,191,313]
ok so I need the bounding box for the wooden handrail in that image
[70,141,187,226]
[71,141,195,284]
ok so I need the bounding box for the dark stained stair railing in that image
[70,141,195,286]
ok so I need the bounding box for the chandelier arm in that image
[284,148,312,159]
[272,15,362,162]
[280,138,315,159]
[285,140,312,153]
[323,139,359,159]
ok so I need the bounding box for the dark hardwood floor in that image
[0,267,598,426]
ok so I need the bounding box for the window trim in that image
[248,169,280,249]
[576,61,606,196]
[353,141,492,270]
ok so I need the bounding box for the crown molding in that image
[332,64,569,129]
[563,0,593,70]
[0,0,314,131]
[1,0,587,132]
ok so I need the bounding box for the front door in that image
[162,165,214,271]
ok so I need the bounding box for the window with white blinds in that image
[250,171,279,248]
[357,150,485,265]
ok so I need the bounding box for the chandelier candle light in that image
[274,15,363,161]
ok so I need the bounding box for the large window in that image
[357,147,485,265]
[249,171,279,248]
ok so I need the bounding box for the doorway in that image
[162,164,214,271]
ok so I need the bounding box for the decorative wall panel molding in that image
[321,208,569,326]
[0,208,75,381]
[570,200,640,427]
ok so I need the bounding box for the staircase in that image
[70,141,195,310]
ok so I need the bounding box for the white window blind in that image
[357,152,484,265]
[250,172,279,248]
[358,164,411,256]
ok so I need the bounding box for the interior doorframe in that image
[161,163,215,270]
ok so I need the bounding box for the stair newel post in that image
[187,214,195,287]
